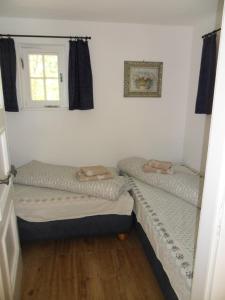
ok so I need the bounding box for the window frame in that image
[18,43,67,110]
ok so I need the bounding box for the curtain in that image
[195,34,217,114]
[68,40,93,110]
[0,38,19,112]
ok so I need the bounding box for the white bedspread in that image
[12,184,134,222]
[129,177,200,300]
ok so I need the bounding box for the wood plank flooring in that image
[21,230,164,300]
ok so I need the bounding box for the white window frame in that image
[18,43,67,110]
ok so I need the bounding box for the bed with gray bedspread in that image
[13,161,133,241]
[118,157,202,300]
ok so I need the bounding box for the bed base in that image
[17,214,133,243]
[136,221,178,300]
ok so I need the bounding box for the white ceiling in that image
[0,0,222,25]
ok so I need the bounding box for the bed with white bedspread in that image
[13,184,133,222]
[118,157,202,300]
[12,161,134,241]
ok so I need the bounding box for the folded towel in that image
[80,165,109,177]
[143,164,174,175]
[77,170,114,182]
[146,160,172,171]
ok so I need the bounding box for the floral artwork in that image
[124,61,163,97]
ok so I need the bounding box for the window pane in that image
[29,55,43,77]
[46,79,59,101]
[44,55,59,78]
[30,79,45,101]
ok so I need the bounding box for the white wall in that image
[0,17,193,167]
[183,7,223,172]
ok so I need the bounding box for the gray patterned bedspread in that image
[14,161,129,201]
[129,176,200,300]
[118,157,203,207]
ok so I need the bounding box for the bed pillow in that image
[14,160,129,201]
[118,157,203,208]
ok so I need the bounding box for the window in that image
[18,44,67,109]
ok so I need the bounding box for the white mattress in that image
[12,184,134,222]
[128,177,200,300]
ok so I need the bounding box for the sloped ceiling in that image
[0,0,222,25]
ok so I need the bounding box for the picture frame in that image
[124,61,163,97]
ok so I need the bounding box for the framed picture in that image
[124,61,163,97]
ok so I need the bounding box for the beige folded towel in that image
[143,164,174,175]
[146,160,172,171]
[77,171,114,182]
[80,165,108,177]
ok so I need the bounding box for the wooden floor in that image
[21,230,164,300]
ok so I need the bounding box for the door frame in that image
[191,4,225,300]
[0,66,22,300]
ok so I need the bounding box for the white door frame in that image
[0,67,22,299]
[191,4,225,300]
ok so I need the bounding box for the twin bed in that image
[13,185,134,241]
[12,161,134,241]
[118,157,201,300]
[128,177,199,300]
[12,157,202,300]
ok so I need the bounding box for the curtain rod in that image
[202,28,221,39]
[0,33,91,40]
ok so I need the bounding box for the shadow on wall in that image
[200,116,211,174]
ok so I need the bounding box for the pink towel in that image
[146,160,172,171]
[80,165,108,177]
[143,164,174,175]
[76,171,113,182]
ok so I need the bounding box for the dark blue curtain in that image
[68,40,93,110]
[195,34,217,114]
[0,38,19,112]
